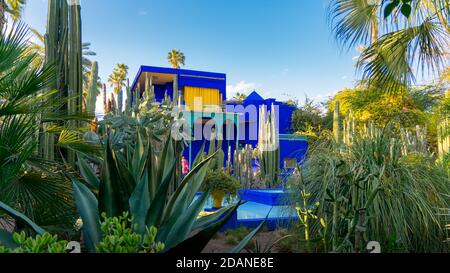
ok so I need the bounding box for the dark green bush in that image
[201,169,241,195]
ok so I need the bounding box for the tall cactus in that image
[40,0,69,160]
[117,88,123,113]
[125,79,132,113]
[68,0,82,116]
[40,0,83,166]
[67,0,83,166]
[85,61,98,115]
[333,100,341,144]
[438,91,450,161]
[258,104,280,188]
[232,144,255,188]
[343,110,355,145]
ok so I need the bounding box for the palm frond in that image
[329,0,380,50]
[357,17,448,91]
[0,172,77,229]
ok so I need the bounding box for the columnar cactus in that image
[117,88,123,113]
[85,61,98,115]
[232,144,254,188]
[333,100,341,144]
[41,0,83,165]
[343,110,356,145]
[258,104,280,188]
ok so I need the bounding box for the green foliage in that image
[384,0,413,18]
[329,0,449,91]
[328,86,439,126]
[0,232,67,253]
[73,103,241,252]
[202,169,241,196]
[291,98,330,142]
[96,212,164,253]
[167,49,185,69]
[291,125,450,252]
[0,23,77,231]
[108,63,128,95]
[0,0,26,27]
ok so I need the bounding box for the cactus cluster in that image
[334,101,431,157]
[40,0,83,166]
[258,104,280,188]
[232,144,254,188]
[400,126,429,156]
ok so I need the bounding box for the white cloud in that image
[226,81,258,99]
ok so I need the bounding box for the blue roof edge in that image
[130,65,226,92]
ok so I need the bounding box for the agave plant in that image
[70,94,250,253]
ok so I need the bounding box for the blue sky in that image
[24,0,363,105]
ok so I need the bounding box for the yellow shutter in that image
[184,87,221,111]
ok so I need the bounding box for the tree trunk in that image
[0,0,5,32]
[370,6,379,44]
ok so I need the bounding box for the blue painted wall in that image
[153,83,174,102]
[131,65,227,104]
[131,67,307,171]
[226,91,305,169]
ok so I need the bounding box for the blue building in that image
[131,65,307,170]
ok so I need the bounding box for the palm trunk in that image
[370,6,379,44]
[0,0,6,32]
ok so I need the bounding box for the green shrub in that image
[202,169,241,196]
[96,212,164,253]
[0,232,68,253]
[291,125,450,253]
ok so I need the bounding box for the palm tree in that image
[329,0,449,91]
[167,49,185,69]
[233,92,247,102]
[0,0,26,31]
[0,23,76,231]
[108,63,128,94]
